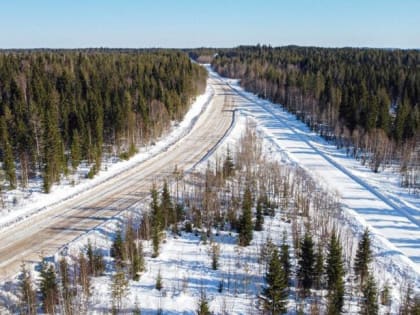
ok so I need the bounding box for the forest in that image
[210,46,419,186]
[7,125,419,314]
[0,50,207,192]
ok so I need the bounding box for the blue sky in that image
[1,0,419,48]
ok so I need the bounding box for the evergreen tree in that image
[0,116,17,189]
[59,258,73,314]
[209,242,220,270]
[77,252,91,297]
[222,147,235,178]
[326,232,345,315]
[361,274,378,315]
[131,242,145,281]
[111,269,129,312]
[160,180,173,229]
[155,269,163,291]
[19,263,36,315]
[151,185,162,257]
[40,261,58,314]
[238,186,253,246]
[354,228,372,287]
[71,130,81,170]
[133,301,142,315]
[196,290,212,315]
[314,245,324,290]
[254,196,264,231]
[280,233,291,287]
[297,232,315,296]
[111,229,125,266]
[263,248,288,314]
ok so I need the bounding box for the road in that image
[0,71,234,281]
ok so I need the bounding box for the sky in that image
[0,0,419,49]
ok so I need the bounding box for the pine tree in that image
[133,301,142,315]
[314,245,324,290]
[361,274,378,315]
[263,248,288,314]
[155,269,163,291]
[238,186,253,246]
[160,180,173,229]
[59,258,72,314]
[0,116,17,189]
[254,196,264,231]
[222,147,235,178]
[326,232,345,315]
[197,290,211,315]
[77,252,91,297]
[151,185,162,257]
[40,261,58,314]
[209,242,220,270]
[71,129,81,170]
[111,229,125,266]
[280,233,291,287]
[19,263,36,315]
[111,269,129,312]
[131,242,145,281]
[354,228,372,287]
[298,232,315,296]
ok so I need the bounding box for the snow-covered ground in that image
[1,65,419,314]
[218,73,420,284]
[0,72,214,231]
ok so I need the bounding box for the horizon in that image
[1,0,419,49]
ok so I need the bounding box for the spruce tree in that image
[361,274,378,315]
[40,261,58,314]
[280,233,291,287]
[160,180,173,229]
[263,248,288,314]
[0,116,17,189]
[71,130,81,170]
[112,229,125,266]
[238,186,253,246]
[197,290,211,315]
[222,147,235,178]
[298,232,315,296]
[326,232,345,315]
[111,269,129,312]
[354,228,372,287]
[131,242,145,281]
[314,245,324,290]
[151,185,162,257]
[254,196,264,231]
[19,263,36,315]
[155,269,163,291]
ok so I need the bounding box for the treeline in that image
[0,50,207,192]
[210,46,419,182]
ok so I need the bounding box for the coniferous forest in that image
[0,50,207,192]
[210,46,419,186]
